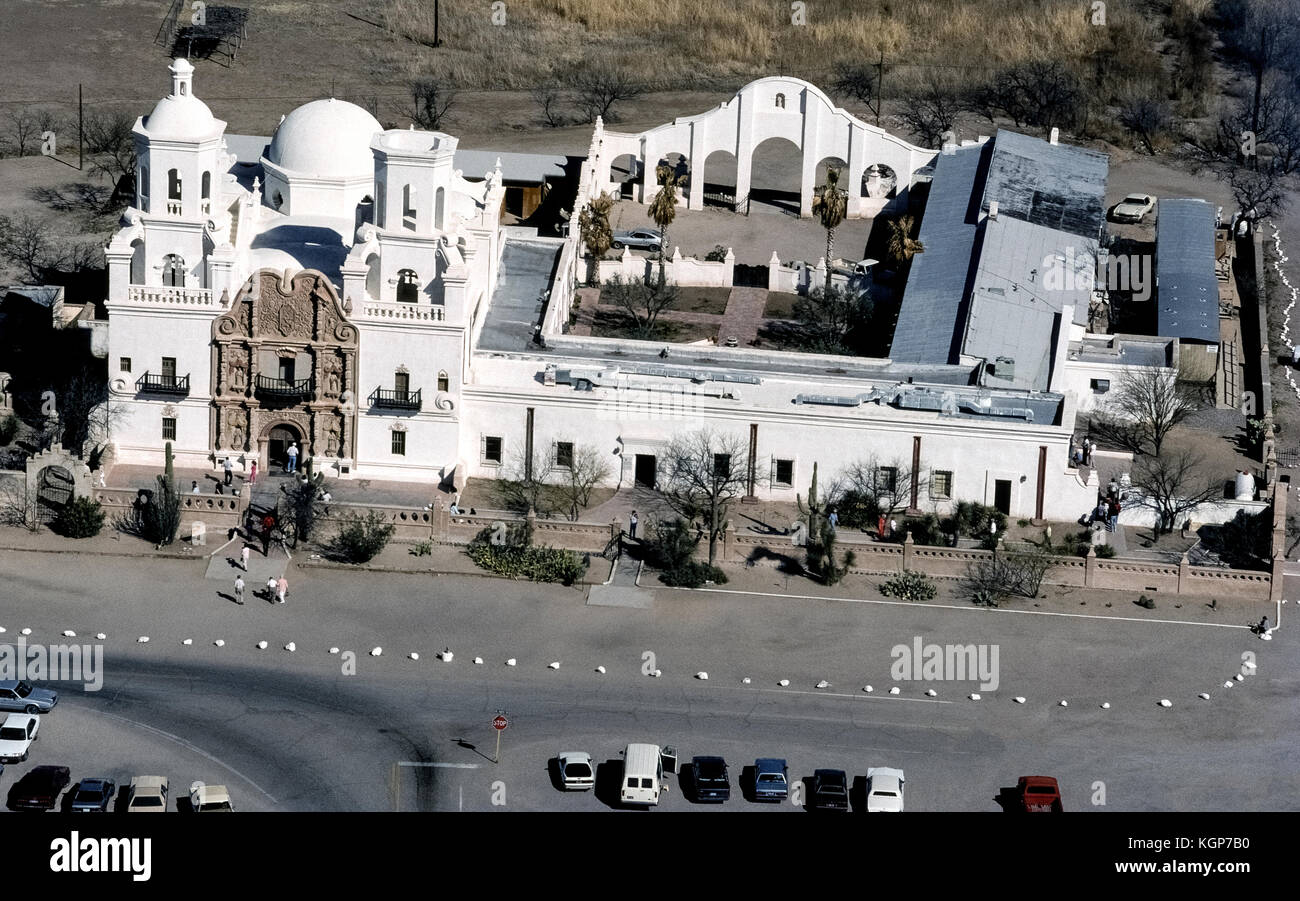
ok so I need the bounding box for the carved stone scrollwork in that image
[434,393,455,411]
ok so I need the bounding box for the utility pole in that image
[78,84,83,171]
[433,0,441,47]
[874,52,884,127]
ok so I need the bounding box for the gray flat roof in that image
[890,141,990,364]
[981,129,1108,239]
[478,239,561,351]
[1156,198,1219,343]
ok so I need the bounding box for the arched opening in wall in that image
[272,191,284,210]
[655,152,690,191]
[266,423,302,469]
[435,187,445,230]
[396,268,419,304]
[861,163,898,200]
[609,153,639,200]
[138,165,150,208]
[130,239,145,284]
[437,370,449,393]
[748,136,802,216]
[162,254,186,287]
[201,172,211,199]
[365,253,381,300]
[357,194,374,229]
[36,465,74,522]
[814,156,849,192]
[375,183,386,228]
[775,92,787,109]
[699,149,736,211]
[168,169,182,200]
[402,184,417,231]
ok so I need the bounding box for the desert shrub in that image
[466,541,586,585]
[879,570,937,601]
[836,488,881,530]
[950,501,1007,537]
[642,517,727,587]
[962,543,1055,605]
[334,510,395,563]
[703,245,728,262]
[658,560,728,588]
[409,540,432,557]
[1053,529,1115,558]
[51,496,104,538]
[899,513,944,546]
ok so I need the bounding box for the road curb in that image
[294,556,602,587]
[0,543,202,562]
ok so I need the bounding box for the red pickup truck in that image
[1014,776,1063,812]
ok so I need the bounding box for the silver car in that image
[0,680,58,714]
[610,228,662,252]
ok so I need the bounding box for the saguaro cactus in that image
[797,462,843,584]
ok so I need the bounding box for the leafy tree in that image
[138,442,181,547]
[279,458,326,542]
[811,167,848,266]
[884,215,923,268]
[334,510,396,563]
[644,517,727,588]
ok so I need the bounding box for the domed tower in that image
[132,59,226,221]
[261,98,382,217]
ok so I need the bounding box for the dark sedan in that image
[69,778,117,813]
[810,769,850,812]
[689,756,731,803]
[7,765,72,811]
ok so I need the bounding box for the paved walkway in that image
[109,464,446,508]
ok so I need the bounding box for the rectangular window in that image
[713,453,731,479]
[162,417,176,441]
[161,357,177,384]
[555,441,574,470]
[483,436,503,465]
[931,470,953,499]
[120,357,132,373]
[774,459,794,487]
[1090,378,1110,394]
[437,372,449,393]
[880,466,898,493]
[391,431,406,456]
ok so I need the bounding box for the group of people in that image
[232,572,288,606]
[1072,435,1097,468]
[1090,478,1125,533]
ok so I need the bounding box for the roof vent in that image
[989,201,998,220]
[993,356,1016,380]
[1050,127,1059,145]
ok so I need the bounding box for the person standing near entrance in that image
[628,511,639,540]
[233,575,245,605]
[249,460,258,485]
[223,457,233,486]
[286,442,299,473]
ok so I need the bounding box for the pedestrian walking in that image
[286,442,299,473]
[240,545,250,571]
[1107,498,1120,533]
[628,510,639,540]
[888,517,897,539]
[827,510,838,532]
[276,576,288,605]
[233,575,245,605]
[261,514,274,555]
[250,460,258,485]
[191,480,200,495]
[877,514,886,540]
[265,576,277,602]
[223,457,233,486]
[1083,438,1095,467]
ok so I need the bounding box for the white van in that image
[620,743,664,806]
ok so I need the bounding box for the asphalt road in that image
[1,548,1296,812]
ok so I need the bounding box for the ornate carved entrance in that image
[210,269,359,474]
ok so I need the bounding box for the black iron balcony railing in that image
[255,374,314,401]
[369,386,422,411]
[136,372,190,396]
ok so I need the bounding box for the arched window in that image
[168,169,182,200]
[396,269,419,304]
[402,184,416,230]
[365,253,381,300]
[435,186,445,230]
[437,371,449,393]
[139,165,150,202]
[201,171,211,199]
[375,183,386,228]
[130,239,145,284]
[775,93,785,109]
[272,191,284,210]
[162,254,185,287]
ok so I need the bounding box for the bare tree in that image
[82,110,137,191]
[791,284,870,355]
[832,61,880,114]
[6,109,40,157]
[497,441,555,516]
[840,454,920,520]
[1218,0,1300,166]
[1130,449,1223,535]
[601,275,679,340]
[0,214,57,282]
[1216,78,1300,174]
[568,62,643,124]
[896,74,963,147]
[0,477,38,530]
[658,429,748,565]
[1118,95,1172,155]
[530,83,567,128]
[409,77,458,130]
[551,442,612,521]
[1106,367,1200,456]
[1221,162,1294,220]
[962,542,1056,605]
[971,60,1082,132]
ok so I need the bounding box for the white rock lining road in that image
[0,620,1269,713]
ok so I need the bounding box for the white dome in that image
[266,98,382,179]
[142,60,219,139]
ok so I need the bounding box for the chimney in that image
[1050,127,1059,145]
[989,200,999,220]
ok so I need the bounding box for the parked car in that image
[810,769,850,812]
[1111,193,1156,223]
[865,767,906,812]
[1013,776,1063,812]
[0,713,39,763]
[7,765,71,811]
[126,776,169,813]
[610,228,662,252]
[0,679,58,714]
[557,751,595,791]
[689,756,731,802]
[753,758,789,802]
[190,782,234,812]
[69,778,116,813]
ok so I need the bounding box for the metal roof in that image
[890,141,990,363]
[478,239,561,351]
[981,129,1108,239]
[1156,198,1219,343]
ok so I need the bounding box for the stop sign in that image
[492,715,508,731]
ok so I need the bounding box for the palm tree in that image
[811,167,848,266]
[577,191,615,284]
[648,163,687,284]
[885,214,924,267]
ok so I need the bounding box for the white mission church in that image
[102,60,1177,521]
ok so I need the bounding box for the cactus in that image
[164,441,174,482]
[797,462,843,584]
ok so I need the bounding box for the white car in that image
[127,776,169,812]
[865,766,905,812]
[0,713,39,763]
[1111,193,1156,223]
[190,781,234,812]
[557,751,595,790]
